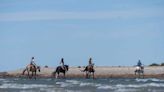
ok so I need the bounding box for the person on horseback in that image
[30,57,36,70]
[60,58,66,71]
[88,58,94,68]
[135,59,144,78]
[137,60,142,67]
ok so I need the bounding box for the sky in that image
[0,0,164,71]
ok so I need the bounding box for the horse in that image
[22,65,41,79]
[134,66,144,78]
[52,65,69,78]
[82,65,95,79]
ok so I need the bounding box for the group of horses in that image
[22,64,95,79]
[22,64,144,79]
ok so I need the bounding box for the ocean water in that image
[0,78,164,92]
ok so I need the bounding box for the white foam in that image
[97,85,113,89]
[56,82,70,87]
[0,83,53,89]
[40,88,58,92]
[114,88,138,92]
[116,83,164,88]
[147,83,164,87]
[135,78,164,82]
[66,80,80,84]
[79,82,93,87]
[20,90,35,92]
[0,78,6,81]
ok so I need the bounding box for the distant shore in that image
[1,66,164,78]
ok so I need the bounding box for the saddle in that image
[87,65,94,71]
[61,65,67,71]
[30,64,36,71]
[136,66,144,70]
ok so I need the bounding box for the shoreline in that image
[1,66,164,78]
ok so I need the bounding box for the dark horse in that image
[134,66,144,78]
[82,66,95,79]
[52,65,69,78]
[22,65,41,79]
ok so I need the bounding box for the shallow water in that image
[0,78,164,92]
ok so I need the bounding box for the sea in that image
[0,78,164,92]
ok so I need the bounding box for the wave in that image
[116,83,164,88]
[79,82,94,87]
[0,78,6,81]
[97,82,164,90]
[114,88,138,92]
[97,85,113,89]
[0,83,53,89]
[56,82,71,87]
[66,80,80,84]
[135,78,164,82]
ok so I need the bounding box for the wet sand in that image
[1,66,164,78]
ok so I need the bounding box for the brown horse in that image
[22,65,40,79]
[82,66,95,79]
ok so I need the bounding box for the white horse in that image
[134,66,144,78]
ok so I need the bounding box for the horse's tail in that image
[22,67,27,75]
[52,71,56,75]
[52,67,58,77]
[81,66,87,72]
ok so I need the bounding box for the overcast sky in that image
[0,0,164,71]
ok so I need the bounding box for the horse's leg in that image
[22,68,26,75]
[142,70,144,79]
[34,71,36,80]
[29,72,32,79]
[136,71,138,78]
[134,70,136,75]
[63,72,65,79]
[92,72,95,79]
[88,72,90,79]
[139,70,141,78]
[86,72,88,78]
[56,72,59,79]
[27,70,30,79]
[89,72,91,79]
[31,71,34,79]
[55,73,58,79]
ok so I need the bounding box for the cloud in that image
[0,9,163,21]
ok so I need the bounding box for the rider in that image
[137,59,142,67]
[30,57,36,68]
[88,58,94,68]
[60,58,66,71]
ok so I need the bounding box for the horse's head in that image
[37,66,41,72]
[141,66,144,70]
[87,65,94,72]
[65,65,69,71]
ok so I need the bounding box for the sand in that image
[1,66,164,78]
